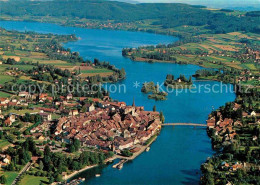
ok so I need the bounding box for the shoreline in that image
[0,18,178,38]
[63,156,118,181]
[127,56,228,70]
[64,134,159,181]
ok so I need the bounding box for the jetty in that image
[112,159,128,170]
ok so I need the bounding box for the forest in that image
[0,0,259,34]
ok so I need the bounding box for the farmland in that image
[0,28,115,87]
[20,175,48,185]
[124,32,260,73]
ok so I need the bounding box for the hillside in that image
[0,0,259,36]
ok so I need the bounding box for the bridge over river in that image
[162,123,207,127]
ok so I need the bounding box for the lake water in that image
[0,21,236,185]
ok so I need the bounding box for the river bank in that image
[64,134,159,181]
[64,156,118,181]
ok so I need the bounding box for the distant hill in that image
[0,0,259,34]
[107,0,138,4]
[225,6,260,11]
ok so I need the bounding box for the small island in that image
[141,82,168,101]
[164,74,193,89]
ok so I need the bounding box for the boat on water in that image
[146,147,150,152]
[95,174,101,177]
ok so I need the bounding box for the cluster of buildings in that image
[1,89,162,157]
[220,161,244,172]
[0,92,78,128]
[207,103,259,142]
[0,154,11,169]
[54,100,161,154]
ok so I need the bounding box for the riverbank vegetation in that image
[0,0,259,38]
[202,86,260,185]
[141,82,168,101]
[164,74,192,88]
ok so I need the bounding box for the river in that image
[0,21,236,185]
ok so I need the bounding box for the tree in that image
[153,105,156,112]
[0,175,7,184]
[7,162,14,171]
[119,68,126,78]
[44,145,51,157]
[69,145,75,153]
[188,76,192,83]
[73,139,80,152]
[159,111,165,123]
[39,160,44,171]
[49,176,54,184]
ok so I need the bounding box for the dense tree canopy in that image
[0,0,259,34]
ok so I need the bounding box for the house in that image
[0,162,8,168]
[39,93,48,101]
[207,119,215,129]
[231,163,243,171]
[0,98,9,104]
[221,161,229,169]
[39,112,52,121]
[66,93,73,100]
[250,111,256,117]
[38,135,46,141]
[4,115,16,126]
[233,103,241,111]
[79,97,87,102]
[31,156,40,163]
[69,109,79,116]
[3,155,11,164]
[118,138,134,150]
[18,91,30,98]
[242,112,248,117]
[87,104,95,112]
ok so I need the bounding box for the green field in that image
[0,91,12,98]
[14,65,35,70]
[5,109,39,115]
[0,65,8,72]
[20,175,48,185]
[240,63,258,70]
[0,171,18,185]
[0,75,14,84]
[0,140,11,149]
[81,68,112,74]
